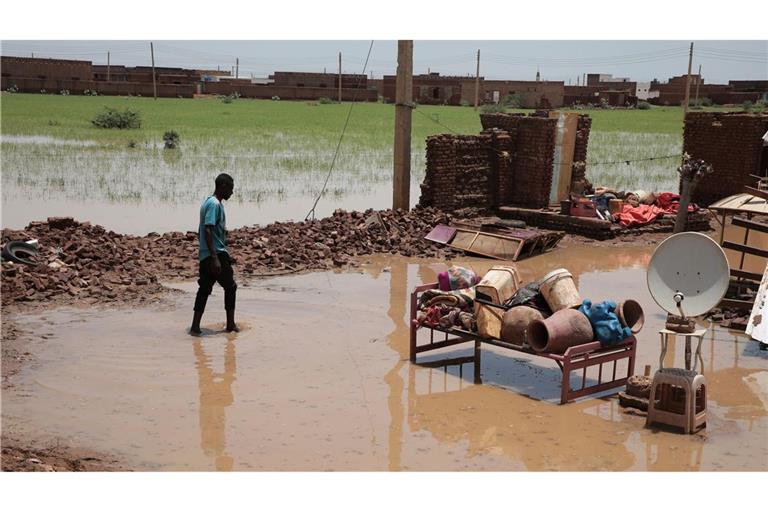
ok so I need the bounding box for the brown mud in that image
[3,244,766,471]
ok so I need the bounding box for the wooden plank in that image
[746,262,768,342]
[556,113,579,204]
[449,228,523,260]
[744,186,768,201]
[730,268,763,281]
[732,216,768,234]
[723,241,768,259]
[719,298,755,309]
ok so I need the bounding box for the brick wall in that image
[421,113,566,211]
[200,81,378,101]
[1,76,195,98]
[419,134,495,211]
[512,117,557,207]
[1,56,92,81]
[571,115,593,194]
[683,112,768,205]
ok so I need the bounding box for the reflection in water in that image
[194,337,237,471]
[384,259,408,471]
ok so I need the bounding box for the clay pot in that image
[501,306,544,346]
[529,308,593,354]
[616,299,644,334]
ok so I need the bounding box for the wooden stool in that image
[646,368,707,434]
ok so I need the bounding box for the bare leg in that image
[226,309,239,332]
[190,310,204,335]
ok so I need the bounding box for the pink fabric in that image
[614,204,665,227]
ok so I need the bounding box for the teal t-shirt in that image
[198,195,228,261]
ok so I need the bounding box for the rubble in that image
[1,208,462,307]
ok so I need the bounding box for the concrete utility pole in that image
[683,42,694,116]
[393,40,413,211]
[338,52,342,103]
[236,58,239,79]
[474,49,481,110]
[150,42,157,100]
[694,64,702,107]
[107,51,110,81]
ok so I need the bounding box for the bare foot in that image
[225,324,240,333]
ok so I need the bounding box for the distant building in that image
[475,80,565,108]
[635,82,659,101]
[270,71,368,89]
[381,72,465,105]
[649,75,765,105]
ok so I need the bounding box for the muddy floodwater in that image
[3,244,767,470]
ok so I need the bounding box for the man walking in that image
[190,173,238,334]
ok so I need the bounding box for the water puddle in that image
[1,135,99,146]
[3,246,767,470]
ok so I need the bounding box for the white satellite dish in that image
[647,232,730,317]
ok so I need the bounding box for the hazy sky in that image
[2,40,765,84]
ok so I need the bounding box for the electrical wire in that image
[304,40,375,221]
[412,106,682,168]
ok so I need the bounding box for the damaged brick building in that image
[419,111,592,211]
[683,111,768,205]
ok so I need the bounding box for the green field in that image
[0,93,746,222]
[0,93,735,145]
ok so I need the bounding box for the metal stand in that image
[658,328,706,372]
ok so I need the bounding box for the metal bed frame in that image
[410,282,637,404]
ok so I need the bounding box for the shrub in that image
[59,89,70,96]
[742,100,754,111]
[6,84,19,93]
[219,94,233,104]
[459,99,470,107]
[127,140,137,149]
[271,96,280,101]
[699,97,713,107]
[480,103,506,114]
[502,93,524,108]
[318,96,335,104]
[636,101,651,110]
[83,89,98,96]
[91,107,142,129]
[163,130,180,149]
[377,95,386,103]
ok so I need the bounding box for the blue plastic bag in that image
[578,299,632,346]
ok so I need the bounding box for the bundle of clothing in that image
[415,266,479,331]
[593,187,700,228]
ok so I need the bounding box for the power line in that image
[304,41,375,221]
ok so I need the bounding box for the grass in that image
[0,93,746,223]
[1,93,740,144]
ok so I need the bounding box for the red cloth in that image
[614,204,665,227]
[654,192,699,214]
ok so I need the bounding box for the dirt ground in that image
[3,216,765,471]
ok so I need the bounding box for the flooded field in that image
[1,129,682,234]
[3,245,767,471]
